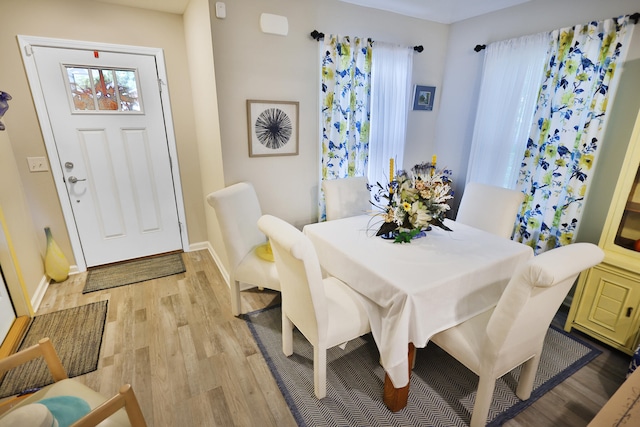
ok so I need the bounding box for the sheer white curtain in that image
[466,32,550,188]
[368,42,413,188]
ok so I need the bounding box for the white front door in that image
[22,40,185,267]
[0,269,16,345]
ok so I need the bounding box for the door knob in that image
[67,176,86,184]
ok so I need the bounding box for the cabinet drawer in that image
[574,265,640,349]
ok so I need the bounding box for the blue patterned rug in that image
[245,305,601,427]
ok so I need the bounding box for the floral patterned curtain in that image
[319,35,372,221]
[514,16,632,253]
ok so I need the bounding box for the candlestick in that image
[431,155,436,176]
[389,158,394,194]
[390,158,394,181]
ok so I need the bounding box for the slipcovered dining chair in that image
[206,182,280,316]
[322,176,371,221]
[430,243,604,427]
[257,214,371,399]
[0,338,146,427]
[456,182,524,239]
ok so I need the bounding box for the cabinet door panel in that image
[574,266,640,349]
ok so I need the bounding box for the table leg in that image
[383,343,415,412]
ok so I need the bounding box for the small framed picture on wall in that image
[412,85,436,111]
[247,100,299,157]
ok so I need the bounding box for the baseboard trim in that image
[189,241,230,288]
[31,265,80,313]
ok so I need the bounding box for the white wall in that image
[210,0,448,228]
[211,0,640,243]
[0,0,211,306]
[437,0,640,243]
[183,0,227,267]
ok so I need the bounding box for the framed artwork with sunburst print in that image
[247,100,299,157]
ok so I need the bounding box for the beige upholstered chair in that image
[456,182,524,238]
[430,243,604,427]
[206,182,280,316]
[322,176,370,221]
[257,214,371,399]
[0,338,145,427]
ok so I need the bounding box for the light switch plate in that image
[27,156,49,172]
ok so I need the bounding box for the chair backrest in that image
[257,215,327,344]
[322,176,370,221]
[486,243,604,359]
[456,182,524,238]
[206,182,266,271]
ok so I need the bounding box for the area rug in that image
[0,301,108,398]
[245,305,601,427]
[83,253,185,294]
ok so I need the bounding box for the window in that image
[65,66,141,113]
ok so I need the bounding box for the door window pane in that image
[116,70,140,111]
[67,67,96,110]
[66,66,141,113]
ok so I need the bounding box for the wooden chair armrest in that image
[0,338,67,382]
[69,384,147,427]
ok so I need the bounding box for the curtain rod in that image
[473,12,639,53]
[310,30,424,53]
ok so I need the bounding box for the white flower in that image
[371,161,454,240]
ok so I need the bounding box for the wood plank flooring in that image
[33,250,629,426]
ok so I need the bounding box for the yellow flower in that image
[580,154,594,170]
[402,202,411,212]
[324,92,334,110]
[579,184,587,197]
[565,59,578,75]
[360,121,370,141]
[545,144,558,158]
[559,232,573,246]
[384,208,395,223]
[561,91,575,106]
[322,66,334,81]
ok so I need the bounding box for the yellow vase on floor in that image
[44,227,70,282]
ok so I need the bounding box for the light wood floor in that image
[34,250,629,426]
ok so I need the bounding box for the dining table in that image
[302,214,534,411]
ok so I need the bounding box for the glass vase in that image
[44,227,70,282]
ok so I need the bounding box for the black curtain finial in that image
[474,44,486,52]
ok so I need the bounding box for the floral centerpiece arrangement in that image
[370,157,454,243]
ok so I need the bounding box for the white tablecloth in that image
[303,215,534,388]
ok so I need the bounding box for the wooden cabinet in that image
[565,109,640,355]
